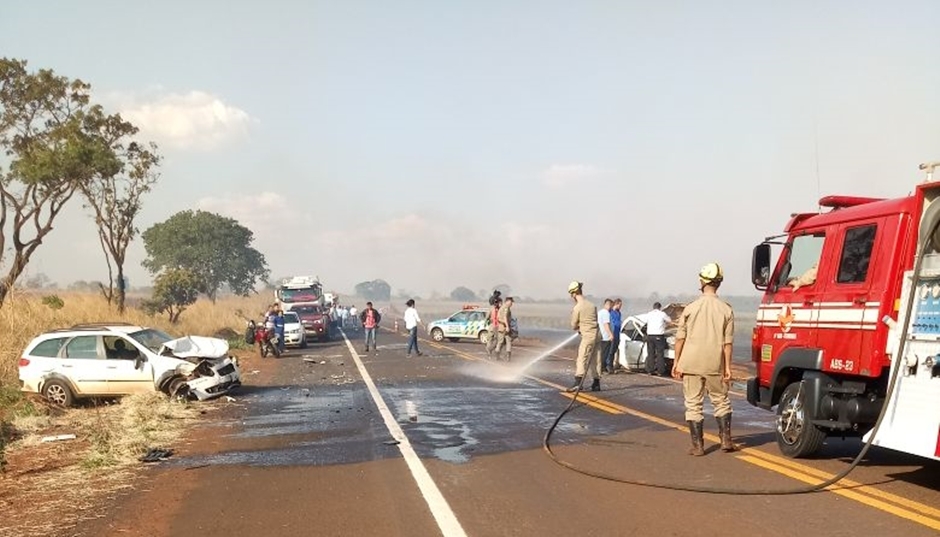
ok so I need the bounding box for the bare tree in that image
[81,139,160,313]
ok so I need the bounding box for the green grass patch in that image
[227,337,250,350]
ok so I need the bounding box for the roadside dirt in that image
[0,347,269,537]
[69,344,337,537]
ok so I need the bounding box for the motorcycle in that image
[248,320,281,358]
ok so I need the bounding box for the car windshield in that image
[293,305,322,315]
[284,312,300,324]
[129,328,175,353]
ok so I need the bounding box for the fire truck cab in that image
[749,165,940,460]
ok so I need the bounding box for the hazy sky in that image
[1,1,938,299]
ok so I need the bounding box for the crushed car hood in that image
[161,336,230,359]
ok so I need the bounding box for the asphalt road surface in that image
[77,327,940,537]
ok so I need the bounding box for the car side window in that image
[470,312,486,322]
[622,321,640,341]
[65,335,102,360]
[103,336,141,360]
[31,337,68,357]
[837,224,877,284]
[450,312,470,322]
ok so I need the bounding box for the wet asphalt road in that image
[78,327,940,537]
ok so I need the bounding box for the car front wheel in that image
[431,328,444,342]
[42,379,74,407]
[165,376,190,400]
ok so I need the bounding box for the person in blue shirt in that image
[273,308,286,353]
[606,298,623,372]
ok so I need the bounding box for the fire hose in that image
[542,209,940,494]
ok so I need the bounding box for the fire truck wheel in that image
[776,381,826,458]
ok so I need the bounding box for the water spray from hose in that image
[542,201,940,493]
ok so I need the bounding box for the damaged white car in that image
[18,323,242,407]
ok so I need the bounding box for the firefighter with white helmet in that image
[566,280,603,392]
[671,262,736,455]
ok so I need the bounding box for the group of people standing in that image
[329,303,359,329]
[566,263,737,455]
[575,297,676,381]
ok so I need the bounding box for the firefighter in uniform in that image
[671,263,736,456]
[566,281,602,392]
[494,296,514,361]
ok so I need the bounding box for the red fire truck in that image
[748,161,940,460]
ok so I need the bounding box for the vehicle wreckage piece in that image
[160,336,241,401]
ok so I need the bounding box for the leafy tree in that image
[81,136,160,313]
[141,210,269,302]
[354,279,391,301]
[450,286,477,302]
[142,268,199,323]
[67,280,105,293]
[0,58,129,307]
[23,272,50,289]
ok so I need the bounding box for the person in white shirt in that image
[645,301,674,376]
[597,299,614,373]
[403,299,423,356]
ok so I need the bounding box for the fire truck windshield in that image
[278,287,320,303]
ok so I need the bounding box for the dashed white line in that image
[340,331,468,537]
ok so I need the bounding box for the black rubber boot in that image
[717,414,737,452]
[590,378,601,392]
[687,420,705,456]
[566,376,583,393]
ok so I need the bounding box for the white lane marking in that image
[340,331,468,537]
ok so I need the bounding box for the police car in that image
[427,305,492,344]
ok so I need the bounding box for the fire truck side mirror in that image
[752,243,772,290]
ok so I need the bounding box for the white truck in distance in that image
[275,276,324,311]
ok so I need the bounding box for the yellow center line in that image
[737,456,940,532]
[423,338,940,529]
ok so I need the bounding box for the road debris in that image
[139,448,174,463]
[40,434,76,443]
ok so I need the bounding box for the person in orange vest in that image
[486,295,502,358]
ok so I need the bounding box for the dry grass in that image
[0,394,200,537]
[0,291,264,536]
[0,291,270,394]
